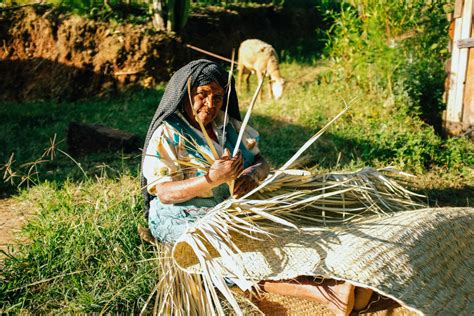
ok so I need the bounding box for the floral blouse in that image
[143,112,261,199]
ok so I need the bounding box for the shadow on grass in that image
[0,58,120,102]
[251,113,394,169]
[419,186,473,208]
[251,114,472,207]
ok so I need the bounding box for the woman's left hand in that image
[232,155,270,198]
[232,174,258,198]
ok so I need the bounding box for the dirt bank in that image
[0,5,186,100]
[0,4,323,101]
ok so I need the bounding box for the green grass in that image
[0,88,164,196]
[0,176,158,313]
[1,0,473,312]
[238,62,473,174]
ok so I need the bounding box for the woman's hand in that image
[207,149,243,185]
[233,174,258,198]
[232,155,270,198]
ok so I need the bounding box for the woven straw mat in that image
[173,207,474,315]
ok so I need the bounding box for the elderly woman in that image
[141,59,269,243]
[141,59,372,315]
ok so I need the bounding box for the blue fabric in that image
[148,184,229,243]
[148,115,256,244]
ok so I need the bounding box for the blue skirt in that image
[148,184,230,243]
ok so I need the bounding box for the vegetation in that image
[6,0,294,26]
[0,177,158,313]
[0,89,164,197]
[1,0,473,313]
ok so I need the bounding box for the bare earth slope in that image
[0,5,187,100]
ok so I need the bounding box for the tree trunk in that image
[152,0,166,31]
[166,0,176,32]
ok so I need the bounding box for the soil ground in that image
[0,5,185,101]
[0,198,34,259]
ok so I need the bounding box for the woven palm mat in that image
[173,207,474,315]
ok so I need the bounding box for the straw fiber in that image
[174,207,474,315]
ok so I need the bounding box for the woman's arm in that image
[155,149,243,204]
[155,176,219,204]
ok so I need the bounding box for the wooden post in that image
[454,0,464,18]
[446,0,473,134]
[152,0,166,31]
[462,24,474,130]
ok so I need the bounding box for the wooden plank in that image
[454,0,464,18]
[447,0,473,123]
[449,20,456,52]
[457,37,474,48]
[447,12,453,22]
[447,17,464,121]
[454,0,473,122]
[462,26,474,127]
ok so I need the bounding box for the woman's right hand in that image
[206,149,243,185]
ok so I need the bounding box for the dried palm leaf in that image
[169,166,425,315]
[220,49,236,148]
[228,72,266,196]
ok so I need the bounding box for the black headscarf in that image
[140,59,241,215]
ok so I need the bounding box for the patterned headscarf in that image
[140,59,241,215]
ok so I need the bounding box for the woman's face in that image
[184,81,224,127]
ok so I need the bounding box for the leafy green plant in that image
[323,0,451,130]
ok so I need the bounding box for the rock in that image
[67,122,141,156]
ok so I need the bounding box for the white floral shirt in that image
[143,112,260,198]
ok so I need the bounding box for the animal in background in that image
[237,39,285,100]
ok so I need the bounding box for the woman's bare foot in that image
[305,280,355,316]
[354,287,373,311]
[259,278,355,316]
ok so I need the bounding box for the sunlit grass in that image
[0,176,158,313]
[0,88,164,195]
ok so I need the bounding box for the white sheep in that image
[237,39,285,100]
